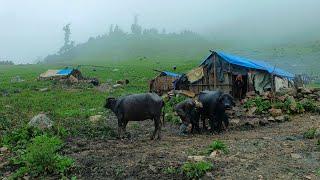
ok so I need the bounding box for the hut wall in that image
[151,76,178,94]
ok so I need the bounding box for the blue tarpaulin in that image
[201,51,294,79]
[161,71,181,78]
[57,69,73,76]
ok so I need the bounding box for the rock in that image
[291,153,302,159]
[269,108,282,117]
[230,118,240,126]
[258,175,264,180]
[39,88,49,92]
[205,172,214,179]
[247,107,257,116]
[310,116,317,120]
[277,95,287,102]
[268,116,275,122]
[262,137,272,140]
[89,115,103,123]
[259,119,269,126]
[148,165,157,173]
[314,128,320,139]
[0,147,8,153]
[298,87,312,94]
[209,150,220,159]
[287,96,297,111]
[275,116,285,122]
[246,91,256,97]
[113,84,122,88]
[28,113,53,130]
[69,75,79,83]
[188,156,206,162]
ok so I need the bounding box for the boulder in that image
[209,150,221,159]
[287,96,297,111]
[269,108,282,117]
[0,147,8,153]
[28,113,53,130]
[247,107,257,117]
[275,116,285,122]
[268,116,276,122]
[230,118,240,126]
[314,128,320,139]
[187,156,206,162]
[89,115,103,123]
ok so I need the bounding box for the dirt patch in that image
[65,114,320,179]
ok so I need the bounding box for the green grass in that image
[204,140,229,155]
[181,161,213,179]
[303,128,316,139]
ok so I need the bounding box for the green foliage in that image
[114,166,125,177]
[205,140,229,155]
[303,128,316,139]
[300,99,317,112]
[12,135,74,178]
[244,97,271,114]
[181,161,213,179]
[316,168,320,176]
[164,95,188,124]
[163,166,179,175]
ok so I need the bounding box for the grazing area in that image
[1,60,319,179]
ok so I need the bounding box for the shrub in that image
[181,161,213,179]
[316,168,320,176]
[12,135,74,178]
[163,166,179,174]
[303,128,316,139]
[205,140,229,155]
[243,97,271,114]
[301,99,317,112]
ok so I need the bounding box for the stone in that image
[246,91,256,97]
[268,116,275,122]
[113,84,122,88]
[187,156,206,162]
[269,108,282,117]
[262,137,272,140]
[39,88,49,92]
[287,96,297,111]
[148,165,157,173]
[247,107,257,116]
[0,147,8,153]
[275,116,285,122]
[89,115,103,123]
[259,119,269,126]
[291,153,302,159]
[69,75,79,83]
[209,150,220,158]
[28,113,53,130]
[230,118,240,126]
[314,128,320,139]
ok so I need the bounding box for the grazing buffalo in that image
[198,91,235,133]
[174,98,201,134]
[104,93,164,140]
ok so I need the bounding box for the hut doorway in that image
[232,74,248,100]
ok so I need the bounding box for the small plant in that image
[303,128,316,139]
[12,135,74,178]
[130,122,140,130]
[243,97,271,114]
[115,166,125,177]
[163,166,179,174]
[181,161,213,179]
[301,99,317,112]
[205,140,229,155]
[316,168,320,176]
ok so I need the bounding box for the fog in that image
[1,0,320,63]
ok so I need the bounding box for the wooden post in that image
[213,55,217,89]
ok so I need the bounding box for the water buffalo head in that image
[219,93,235,110]
[104,97,117,111]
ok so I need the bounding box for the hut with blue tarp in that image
[175,50,295,97]
[150,70,181,94]
[39,68,83,80]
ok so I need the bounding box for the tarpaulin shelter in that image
[149,70,181,95]
[39,68,83,80]
[175,51,295,97]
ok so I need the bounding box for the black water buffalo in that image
[174,98,201,134]
[104,93,164,140]
[198,91,235,133]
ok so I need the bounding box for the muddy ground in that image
[65,114,320,180]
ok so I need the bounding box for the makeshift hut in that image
[39,68,83,81]
[175,51,295,99]
[149,70,181,94]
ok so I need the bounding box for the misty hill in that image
[43,24,319,75]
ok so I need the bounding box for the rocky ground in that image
[64,113,320,179]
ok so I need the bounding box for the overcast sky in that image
[1,0,320,63]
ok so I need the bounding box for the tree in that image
[58,24,75,55]
[131,15,142,35]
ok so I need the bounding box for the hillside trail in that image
[65,114,320,180]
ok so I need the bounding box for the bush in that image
[301,99,317,112]
[12,135,74,178]
[244,97,271,114]
[303,128,316,139]
[205,140,229,155]
[181,161,213,179]
[163,166,179,174]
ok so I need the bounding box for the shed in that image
[175,51,295,98]
[149,70,181,95]
[39,68,83,80]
